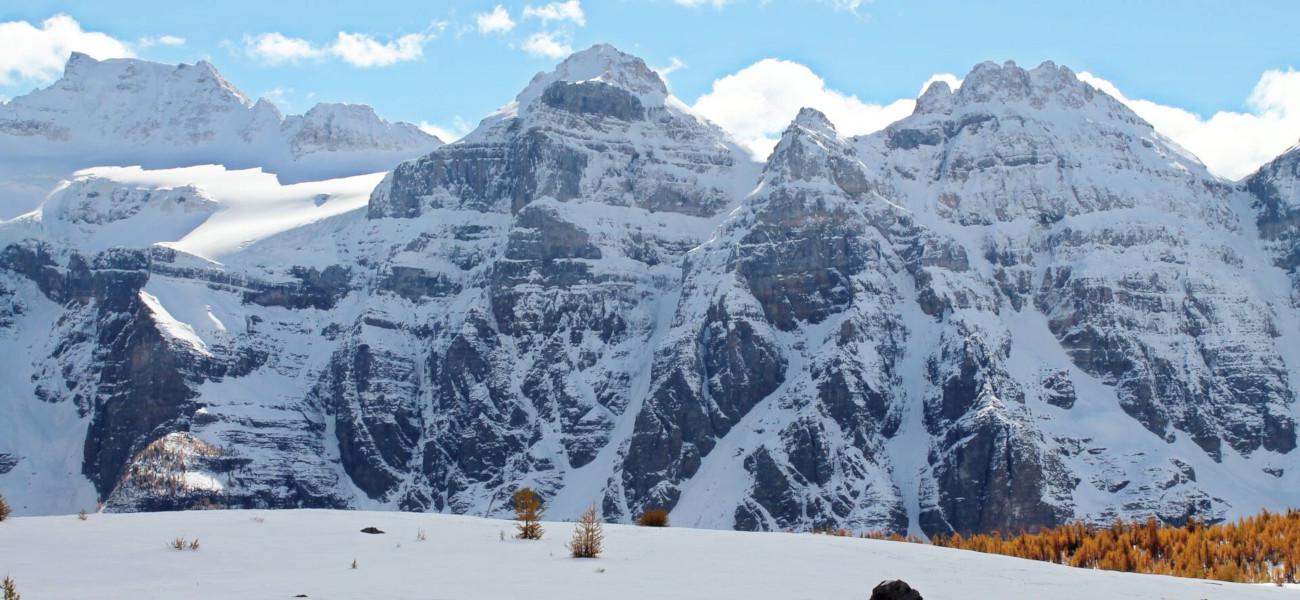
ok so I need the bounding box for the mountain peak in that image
[515,43,669,110]
[915,80,956,114]
[946,59,1097,110]
[791,107,837,134]
[64,51,98,75]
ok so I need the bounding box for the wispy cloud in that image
[475,5,517,35]
[330,32,428,67]
[521,30,572,59]
[523,1,586,26]
[242,26,442,68]
[654,57,687,81]
[0,14,134,86]
[243,32,323,65]
[137,34,186,48]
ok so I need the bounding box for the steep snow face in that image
[0,53,441,217]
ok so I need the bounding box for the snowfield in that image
[0,510,1295,599]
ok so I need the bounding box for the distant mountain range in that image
[0,45,1297,537]
[0,52,441,218]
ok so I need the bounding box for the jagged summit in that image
[515,44,669,110]
[909,59,1117,116]
[914,80,956,114]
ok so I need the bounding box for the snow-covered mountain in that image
[0,46,1298,538]
[0,52,441,217]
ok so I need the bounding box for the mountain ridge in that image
[0,46,1297,538]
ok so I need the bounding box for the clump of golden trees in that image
[930,509,1300,584]
[0,494,10,521]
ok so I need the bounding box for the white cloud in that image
[475,5,517,34]
[419,117,474,143]
[523,1,586,26]
[243,32,323,65]
[330,32,428,68]
[0,14,134,86]
[522,31,573,59]
[1080,70,1300,180]
[243,30,434,68]
[137,34,186,48]
[693,58,955,158]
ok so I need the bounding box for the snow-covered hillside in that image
[0,510,1293,600]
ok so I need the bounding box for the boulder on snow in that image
[869,579,922,600]
[359,526,385,534]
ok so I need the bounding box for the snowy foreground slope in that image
[0,510,1293,600]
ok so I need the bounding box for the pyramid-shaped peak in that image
[791,107,837,134]
[516,43,669,109]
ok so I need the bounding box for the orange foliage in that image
[930,509,1300,584]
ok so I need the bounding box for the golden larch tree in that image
[513,487,544,540]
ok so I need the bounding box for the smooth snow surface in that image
[1,165,383,262]
[0,510,1294,600]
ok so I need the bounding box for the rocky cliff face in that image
[1,48,1298,537]
[1248,144,1300,285]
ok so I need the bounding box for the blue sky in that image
[2,1,1299,178]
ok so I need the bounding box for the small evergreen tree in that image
[513,487,544,540]
[568,504,604,558]
[2,575,19,600]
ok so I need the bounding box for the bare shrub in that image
[351,558,358,570]
[188,538,201,551]
[78,509,88,521]
[513,487,544,540]
[0,494,10,522]
[568,504,604,559]
[416,529,427,542]
[637,509,669,527]
[170,537,188,551]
